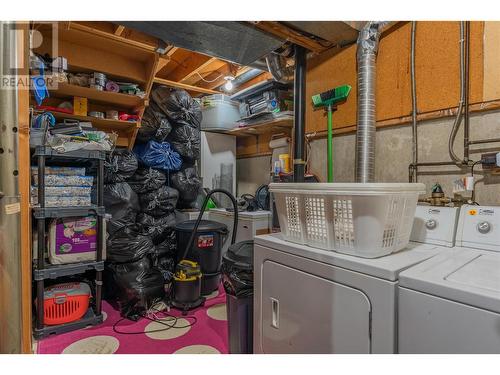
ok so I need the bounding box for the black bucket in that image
[175,220,228,295]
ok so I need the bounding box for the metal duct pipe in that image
[232,68,264,89]
[355,22,385,183]
[0,21,22,354]
[293,45,307,182]
[266,52,294,84]
[248,58,268,71]
[410,21,418,182]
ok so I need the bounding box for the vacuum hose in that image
[179,189,239,261]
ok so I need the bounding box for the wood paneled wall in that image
[306,21,485,134]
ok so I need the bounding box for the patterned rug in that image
[37,285,228,354]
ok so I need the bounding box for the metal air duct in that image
[355,22,385,183]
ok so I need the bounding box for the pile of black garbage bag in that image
[103,87,203,318]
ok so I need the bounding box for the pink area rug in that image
[37,285,228,354]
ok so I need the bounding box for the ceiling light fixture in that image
[223,75,235,91]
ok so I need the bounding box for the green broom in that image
[312,84,351,182]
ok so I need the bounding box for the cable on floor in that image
[112,309,198,335]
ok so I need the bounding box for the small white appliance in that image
[398,205,500,353]
[209,209,270,254]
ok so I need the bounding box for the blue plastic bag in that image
[133,141,182,172]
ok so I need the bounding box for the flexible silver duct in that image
[266,52,294,84]
[355,22,385,183]
[410,21,418,182]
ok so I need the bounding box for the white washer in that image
[398,205,500,353]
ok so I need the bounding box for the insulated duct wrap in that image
[355,22,385,183]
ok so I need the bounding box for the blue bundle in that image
[133,141,182,172]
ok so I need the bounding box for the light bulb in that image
[224,79,234,91]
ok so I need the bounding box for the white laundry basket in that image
[269,183,426,258]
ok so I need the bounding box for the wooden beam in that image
[167,53,214,82]
[250,21,330,54]
[183,59,228,86]
[179,57,218,83]
[67,22,161,52]
[114,25,125,36]
[153,77,220,95]
[17,21,32,354]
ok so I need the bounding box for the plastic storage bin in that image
[43,282,91,325]
[201,94,241,131]
[269,183,426,258]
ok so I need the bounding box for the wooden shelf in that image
[50,83,145,109]
[49,111,139,148]
[227,117,293,137]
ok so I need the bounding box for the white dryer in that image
[398,205,500,353]
[253,205,459,354]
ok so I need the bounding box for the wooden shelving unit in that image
[228,117,293,137]
[32,21,161,149]
[49,111,139,148]
[202,116,295,159]
[51,83,146,109]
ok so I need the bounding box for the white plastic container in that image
[201,94,241,131]
[209,208,271,253]
[269,183,426,258]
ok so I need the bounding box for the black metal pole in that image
[293,44,307,182]
[36,153,45,330]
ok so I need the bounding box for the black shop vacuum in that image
[171,189,238,312]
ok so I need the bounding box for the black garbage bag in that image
[155,256,176,283]
[127,167,167,194]
[136,102,172,143]
[152,230,177,259]
[151,87,202,128]
[136,211,177,244]
[133,141,182,172]
[106,224,155,263]
[104,149,138,184]
[139,185,179,217]
[167,124,201,162]
[103,182,140,234]
[105,258,165,319]
[170,166,202,206]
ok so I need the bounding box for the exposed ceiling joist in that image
[153,77,220,95]
[114,25,125,36]
[179,57,218,83]
[182,59,228,86]
[250,21,331,54]
[168,54,216,82]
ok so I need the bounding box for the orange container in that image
[43,282,91,325]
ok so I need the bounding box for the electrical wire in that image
[470,160,482,204]
[112,309,198,335]
[195,71,223,83]
[448,21,466,165]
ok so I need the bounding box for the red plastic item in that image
[43,282,91,325]
[118,112,140,122]
[35,105,73,114]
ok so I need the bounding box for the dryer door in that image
[261,260,372,353]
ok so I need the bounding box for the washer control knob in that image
[477,221,491,234]
[426,219,437,230]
